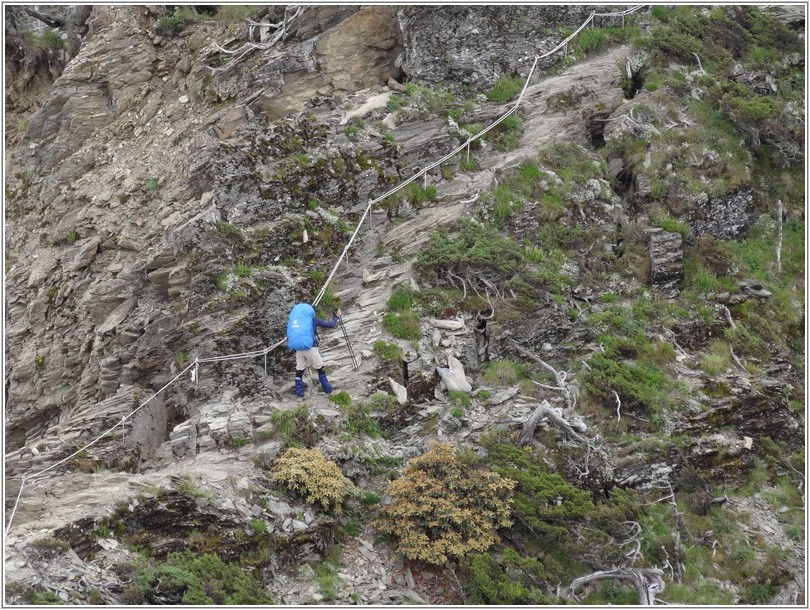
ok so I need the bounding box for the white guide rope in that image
[4,6,645,537]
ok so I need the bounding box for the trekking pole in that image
[338,316,359,370]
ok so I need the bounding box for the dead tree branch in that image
[721,305,736,331]
[517,400,588,447]
[618,521,643,564]
[22,7,65,28]
[447,270,468,299]
[729,345,746,372]
[568,567,665,605]
[691,52,705,75]
[206,5,305,73]
[508,338,575,409]
[613,390,622,422]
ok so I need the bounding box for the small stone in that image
[405,568,416,589]
[389,377,408,405]
[312,593,324,602]
[357,538,374,551]
[429,318,464,330]
[179,95,189,104]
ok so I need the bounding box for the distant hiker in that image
[286,303,343,399]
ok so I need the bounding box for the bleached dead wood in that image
[508,338,575,409]
[568,566,665,605]
[517,400,587,447]
[206,5,305,74]
[619,521,642,564]
[721,304,736,331]
[691,52,705,75]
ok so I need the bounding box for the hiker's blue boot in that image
[318,371,333,395]
[295,377,307,398]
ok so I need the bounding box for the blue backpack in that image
[287,303,315,350]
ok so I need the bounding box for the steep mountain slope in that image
[4,5,805,606]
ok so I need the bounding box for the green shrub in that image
[462,553,551,604]
[328,390,352,408]
[383,311,422,340]
[651,5,671,21]
[315,550,342,600]
[271,447,356,512]
[480,431,596,538]
[121,552,274,604]
[449,389,471,408]
[249,517,267,534]
[143,178,159,191]
[33,591,62,605]
[22,30,64,52]
[585,335,672,412]
[486,76,524,102]
[373,340,403,361]
[269,405,318,447]
[387,287,414,311]
[174,474,208,498]
[156,11,187,37]
[387,94,408,111]
[361,491,381,506]
[482,360,528,385]
[376,443,515,564]
[571,25,635,56]
[652,213,690,237]
[233,263,251,277]
[342,401,381,438]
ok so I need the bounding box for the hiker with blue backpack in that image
[286,303,343,399]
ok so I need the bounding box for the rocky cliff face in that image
[4,5,805,606]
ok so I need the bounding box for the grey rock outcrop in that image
[685,187,756,241]
[244,6,404,120]
[648,229,683,298]
[398,5,597,91]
